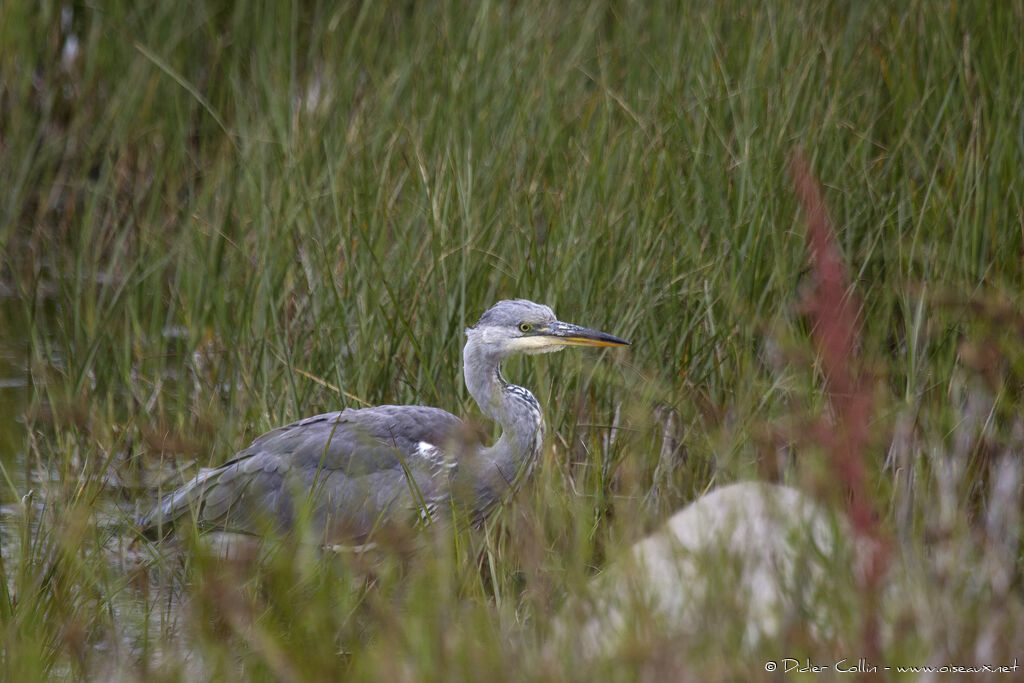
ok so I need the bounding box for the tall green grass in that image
[1,0,1022,678]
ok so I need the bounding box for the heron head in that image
[468,299,630,358]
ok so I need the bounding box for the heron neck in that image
[463,337,544,484]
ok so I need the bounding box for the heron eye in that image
[519,322,532,333]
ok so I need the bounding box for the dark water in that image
[0,296,28,506]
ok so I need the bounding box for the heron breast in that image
[416,440,456,477]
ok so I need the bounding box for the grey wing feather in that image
[137,405,463,543]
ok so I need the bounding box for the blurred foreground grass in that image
[1,0,1022,679]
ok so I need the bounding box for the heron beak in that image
[544,321,630,348]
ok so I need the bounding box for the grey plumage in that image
[137,299,629,545]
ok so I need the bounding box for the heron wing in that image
[138,405,463,543]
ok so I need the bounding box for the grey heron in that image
[137,299,629,544]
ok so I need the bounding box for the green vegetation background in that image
[1,0,1022,679]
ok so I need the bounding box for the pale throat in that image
[463,332,546,469]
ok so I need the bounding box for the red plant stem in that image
[789,150,891,658]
